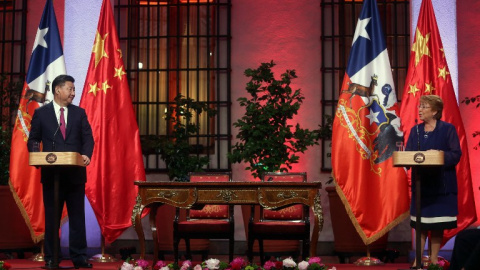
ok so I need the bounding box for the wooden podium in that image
[29,152,84,269]
[393,151,444,269]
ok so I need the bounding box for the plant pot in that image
[0,185,37,256]
[326,186,388,261]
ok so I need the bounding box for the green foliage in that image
[168,262,180,270]
[317,114,333,140]
[140,135,164,155]
[0,74,22,185]
[306,263,326,270]
[158,94,216,181]
[426,263,447,270]
[218,261,230,270]
[229,61,320,179]
[461,95,480,150]
[0,126,11,185]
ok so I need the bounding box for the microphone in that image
[53,123,62,151]
[415,119,420,151]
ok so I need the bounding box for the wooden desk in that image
[132,181,323,262]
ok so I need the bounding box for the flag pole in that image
[353,245,384,266]
[90,235,116,262]
[29,240,44,262]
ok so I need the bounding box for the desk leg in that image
[310,193,324,257]
[149,205,160,267]
[132,195,146,260]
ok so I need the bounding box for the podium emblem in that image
[45,153,58,164]
[413,152,425,163]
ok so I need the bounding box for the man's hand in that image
[82,155,91,166]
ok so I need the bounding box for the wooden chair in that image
[173,172,234,262]
[247,172,310,264]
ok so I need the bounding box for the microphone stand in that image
[52,123,61,151]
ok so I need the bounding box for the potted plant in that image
[229,61,320,179]
[229,61,320,258]
[157,94,217,182]
[150,94,217,258]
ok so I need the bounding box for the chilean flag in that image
[331,0,409,244]
[9,0,67,242]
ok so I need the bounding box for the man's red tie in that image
[60,107,66,139]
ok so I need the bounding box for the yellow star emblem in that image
[117,49,123,58]
[89,82,100,96]
[93,31,109,67]
[114,66,127,80]
[411,28,431,66]
[438,66,450,80]
[101,80,112,94]
[440,48,445,58]
[424,82,435,94]
[408,83,420,97]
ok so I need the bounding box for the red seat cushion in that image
[263,205,304,220]
[250,221,306,234]
[188,174,231,219]
[262,173,305,220]
[178,219,231,233]
[189,205,229,219]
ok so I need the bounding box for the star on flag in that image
[353,17,371,43]
[411,28,431,66]
[33,27,49,51]
[93,31,109,68]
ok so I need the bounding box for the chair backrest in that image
[261,172,307,221]
[188,172,232,220]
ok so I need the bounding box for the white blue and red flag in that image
[331,0,409,244]
[10,0,67,242]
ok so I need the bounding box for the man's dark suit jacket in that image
[27,102,94,184]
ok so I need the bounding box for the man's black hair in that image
[52,74,75,91]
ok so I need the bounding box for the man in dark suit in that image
[28,74,94,269]
[450,228,480,270]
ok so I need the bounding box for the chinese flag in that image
[80,0,146,243]
[331,0,409,245]
[399,0,476,244]
[9,0,67,243]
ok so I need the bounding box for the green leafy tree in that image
[229,61,320,179]
[0,74,22,185]
[158,94,216,181]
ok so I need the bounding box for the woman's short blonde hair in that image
[420,95,443,120]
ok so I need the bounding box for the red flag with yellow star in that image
[79,0,146,243]
[400,0,476,244]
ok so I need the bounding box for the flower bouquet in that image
[263,257,333,270]
[0,261,11,270]
[427,258,450,270]
[120,257,335,270]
